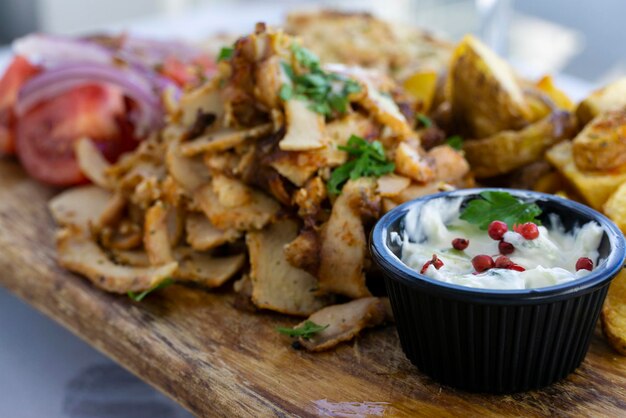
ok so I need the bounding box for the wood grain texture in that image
[1,157,626,417]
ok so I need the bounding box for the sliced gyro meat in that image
[290,297,390,352]
[318,178,376,299]
[247,219,332,316]
[74,137,113,189]
[195,175,280,231]
[56,227,177,294]
[185,212,241,251]
[144,201,175,265]
[49,185,113,231]
[173,250,245,288]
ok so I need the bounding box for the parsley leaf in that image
[276,320,329,339]
[280,43,361,117]
[128,278,175,302]
[291,44,320,70]
[459,191,543,230]
[279,84,293,101]
[416,113,433,128]
[217,46,234,61]
[446,135,464,150]
[281,61,295,80]
[327,135,395,195]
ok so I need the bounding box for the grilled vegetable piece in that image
[572,110,626,172]
[546,141,626,210]
[56,227,178,294]
[292,297,391,351]
[602,269,626,355]
[576,77,626,126]
[464,111,575,178]
[247,219,332,316]
[318,178,377,299]
[449,35,531,138]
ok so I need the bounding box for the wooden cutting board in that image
[2,157,626,417]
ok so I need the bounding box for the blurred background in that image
[0,0,622,88]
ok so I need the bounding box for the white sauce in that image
[400,197,604,290]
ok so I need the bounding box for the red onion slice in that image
[16,63,163,135]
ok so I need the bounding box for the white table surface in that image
[0,4,595,417]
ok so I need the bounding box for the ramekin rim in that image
[370,188,626,300]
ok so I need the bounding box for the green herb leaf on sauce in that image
[128,278,175,302]
[446,135,464,150]
[280,44,361,117]
[217,46,234,61]
[327,135,395,195]
[276,320,329,339]
[460,191,542,230]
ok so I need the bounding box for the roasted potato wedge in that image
[449,35,532,138]
[403,69,438,111]
[576,77,626,126]
[601,268,626,355]
[572,110,626,171]
[603,181,626,234]
[535,75,574,111]
[546,141,626,210]
[464,111,575,178]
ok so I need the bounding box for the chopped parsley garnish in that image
[446,135,464,150]
[128,278,175,302]
[277,320,329,339]
[291,43,320,70]
[217,46,234,61]
[280,43,361,117]
[416,113,433,128]
[460,191,542,230]
[327,135,395,195]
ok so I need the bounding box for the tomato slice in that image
[0,56,40,154]
[161,56,192,87]
[160,55,217,88]
[15,84,139,186]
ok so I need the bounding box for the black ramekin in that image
[370,188,626,393]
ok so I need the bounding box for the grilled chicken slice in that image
[318,178,378,299]
[57,227,177,294]
[247,219,332,316]
[292,297,391,351]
